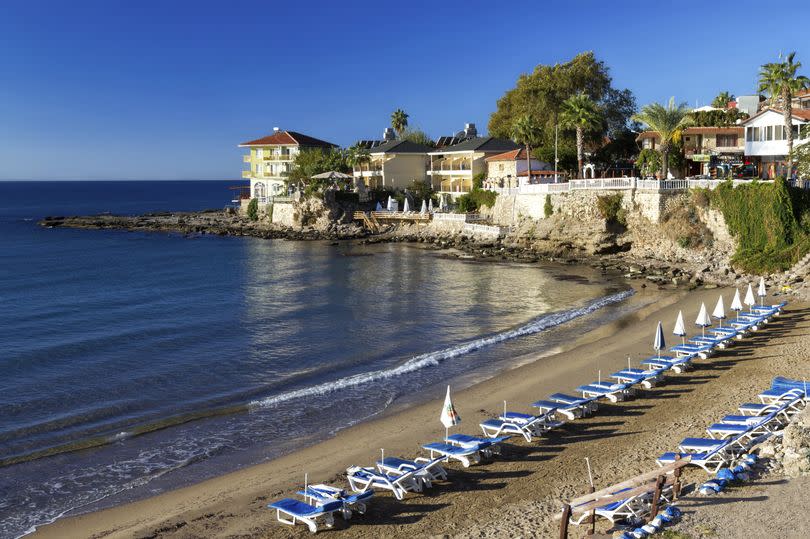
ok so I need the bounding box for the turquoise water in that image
[0,181,633,538]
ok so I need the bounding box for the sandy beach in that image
[33,285,809,539]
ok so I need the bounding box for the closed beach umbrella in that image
[695,302,712,336]
[420,199,427,214]
[744,284,756,312]
[653,321,665,358]
[428,198,434,213]
[375,201,383,211]
[712,295,726,328]
[403,198,410,212]
[439,195,446,211]
[757,276,767,306]
[673,310,686,345]
[386,196,394,211]
[730,288,743,320]
[440,385,461,440]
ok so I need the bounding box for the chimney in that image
[464,123,477,138]
[383,127,395,141]
[273,127,280,133]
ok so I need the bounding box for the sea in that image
[0,180,637,538]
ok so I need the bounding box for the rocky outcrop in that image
[760,408,810,477]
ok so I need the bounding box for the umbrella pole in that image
[445,426,448,443]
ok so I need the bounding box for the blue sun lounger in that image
[269,498,344,533]
[671,342,713,360]
[576,382,633,403]
[758,387,804,404]
[480,411,560,442]
[446,433,509,458]
[640,355,692,373]
[611,367,665,389]
[710,327,741,340]
[770,377,810,399]
[549,393,599,415]
[422,442,483,467]
[346,466,421,500]
[376,456,447,487]
[296,484,374,519]
[658,438,733,473]
[690,331,735,349]
[531,399,580,420]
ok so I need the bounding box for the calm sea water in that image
[0,181,635,538]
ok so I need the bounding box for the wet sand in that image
[34,286,808,539]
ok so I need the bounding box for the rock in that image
[777,409,810,477]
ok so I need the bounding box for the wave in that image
[251,289,634,409]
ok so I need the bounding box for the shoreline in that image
[35,284,803,539]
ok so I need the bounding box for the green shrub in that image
[544,194,553,218]
[246,198,259,221]
[455,188,498,213]
[709,178,810,272]
[596,194,626,226]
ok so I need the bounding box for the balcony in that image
[243,155,251,163]
[428,159,473,175]
[242,170,252,178]
[263,153,294,161]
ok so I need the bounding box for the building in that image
[239,128,337,201]
[352,139,433,190]
[742,108,810,178]
[428,136,520,194]
[793,89,810,110]
[484,148,551,188]
[682,126,745,176]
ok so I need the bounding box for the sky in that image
[1,0,809,180]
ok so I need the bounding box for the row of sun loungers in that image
[269,298,788,533]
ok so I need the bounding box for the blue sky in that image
[2,0,808,180]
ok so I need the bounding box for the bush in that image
[596,194,626,226]
[455,187,497,213]
[691,188,710,208]
[544,194,553,218]
[246,198,259,221]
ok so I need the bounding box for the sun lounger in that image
[480,411,559,442]
[758,387,804,405]
[658,438,733,473]
[446,433,509,458]
[611,368,665,389]
[690,332,734,349]
[570,487,652,525]
[549,392,599,414]
[421,442,483,468]
[376,456,447,487]
[346,466,421,500]
[709,327,741,340]
[531,399,581,420]
[670,342,713,360]
[268,498,344,533]
[297,484,374,519]
[640,355,691,373]
[576,382,633,403]
[503,410,564,429]
[770,377,810,400]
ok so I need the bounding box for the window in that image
[793,125,800,139]
[751,127,760,141]
[746,127,752,142]
[254,182,266,198]
[775,126,785,140]
[716,135,738,147]
[765,126,773,141]
[499,164,504,171]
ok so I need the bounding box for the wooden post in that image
[559,504,571,539]
[673,455,683,500]
[649,474,665,520]
[588,485,596,535]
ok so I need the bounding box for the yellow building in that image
[428,137,520,194]
[239,128,337,202]
[352,140,432,190]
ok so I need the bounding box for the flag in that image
[440,385,461,428]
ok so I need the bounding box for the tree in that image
[711,91,735,108]
[399,127,435,147]
[560,92,604,177]
[758,52,810,166]
[793,125,810,179]
[390,109,409,137]
[510,114,543,183]
[285,148,350,194]
[632,98,692,179]
[346,144,370,176]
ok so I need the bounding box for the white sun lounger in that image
[296,484,374,519]
[640,355,692,373]
[531,399,581,420]
[658,438,732,473]
[758,387,804,405]
[268,498,344,533]
[376,456,447,487]
[549,393,599,414]
[346,466,421,500]
[445,433,509,458]
[670,343,713,360]
[480,411,559,442]
[576,382,633,403]
[611,368,665,389]
[421,442,483,468]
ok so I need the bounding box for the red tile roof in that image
[793,109,810,121]
[517,169,558,176]
[741,107,810,124]
[239,130,337,148]
[485,148,532,161]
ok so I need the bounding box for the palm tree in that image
[346,144,370,178]
[632,97,692,179]
[758,52,810,165]
[560,93,603,178]
[390,109,409,137]
[711,91,735,108]
[510,115,543,184]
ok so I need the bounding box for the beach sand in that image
[34,286,810,539]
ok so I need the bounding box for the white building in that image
[742,108,810,178]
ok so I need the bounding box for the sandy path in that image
[34,290,808,539]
